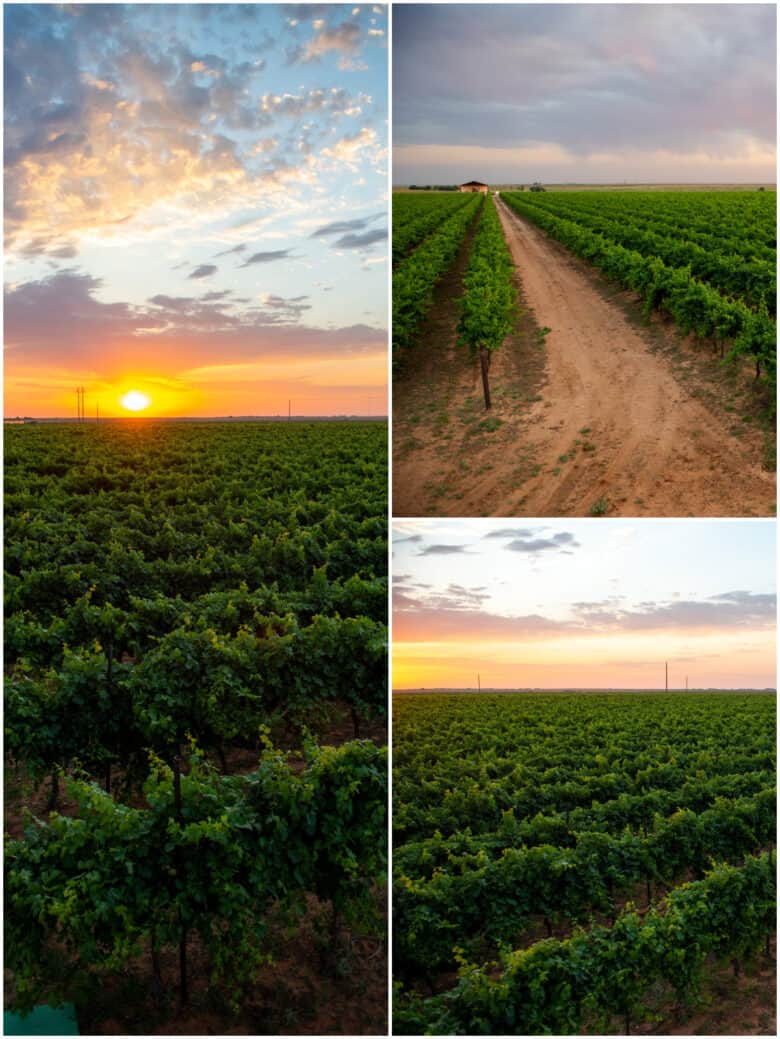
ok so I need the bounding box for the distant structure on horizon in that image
[459,179,489,193]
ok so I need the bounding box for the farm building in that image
[458,180,489,193]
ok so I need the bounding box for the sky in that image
[393,520,776,690]
[4,3,388,418]
[393,3,777,185]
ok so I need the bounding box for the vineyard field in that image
[4,420,388,1034]
[392,191,482,362]
[501,190,777,382]
[393,188,776,518]
[392,691,776,1035]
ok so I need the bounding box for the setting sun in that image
[120,390,151,412]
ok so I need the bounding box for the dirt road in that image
[392,199,775,517]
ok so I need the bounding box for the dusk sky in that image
[4,3,388,418]
[393,3,776,185]
[393,520,776,690]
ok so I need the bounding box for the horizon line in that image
[394,180,777,187]
[4,414,388,422]
[393,686,777,693]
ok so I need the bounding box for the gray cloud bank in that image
[394,586,776,641]
[393,4,776,183]
[4,269,385,373]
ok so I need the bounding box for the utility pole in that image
[665,661,668,691]
[288,399,291,422]
[477,673,481,692]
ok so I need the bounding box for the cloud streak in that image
[394,587,776,642]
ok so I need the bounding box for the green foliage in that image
[393,191,479,264]
[457,194,517,356]
[393,692,776,1031]
[502,190,777,396]
[6,740,387,1013]
[5,422,388,782]
[5,421,388,1015]
[393,195,482,361]
[395,852,776,1035]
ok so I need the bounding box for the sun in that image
[120,390,151,412]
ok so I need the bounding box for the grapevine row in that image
[394,789,775,974]
[7,613,387,801]
[512,194,775,313]
[6,740,387,1012]
[394,766,773,876]
[502,193,776,386]
[392,192,477,265]
[512,190,776,264]
[457,193,518,407]
[395,851,776,1035]
[392,194,482,362]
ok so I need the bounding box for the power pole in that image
[477,673,481,692]
[288,399,291,422]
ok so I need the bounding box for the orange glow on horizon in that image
[4,361,387,419]
[393,630,776,691]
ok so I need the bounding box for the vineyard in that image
[501,190,777,390]
[393,187,776,517]
[392,191,483,362]
[4,421,388,1034]
[392,692,776,1034]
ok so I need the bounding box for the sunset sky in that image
[394,3,776,185]
[393,520,776,690]
[4,3,388,418]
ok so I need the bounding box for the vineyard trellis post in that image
[479,345,492,409]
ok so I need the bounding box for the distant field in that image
[394,183,777,191]
[393,691,776,1035]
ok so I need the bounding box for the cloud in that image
[483,527,538,539]
[260,86,364,121]
[333,227,387,250]
[214,244,247,258]
[310,214,381,238]
[393,4,776,183]
[418,544,471,556]
[258,292,311,316]
[288,20,362,65]
[4,269,386,377]
[505,531,580,554]
[188,264,218,279]
[309,211,386,251]
[572,590,777,632]
[394,586,775,643]
[322,126,378,165]
[240,249,294,266]
[3,5,385,260]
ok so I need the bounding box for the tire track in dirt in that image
[493,197,775,516]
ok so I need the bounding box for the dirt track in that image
[392,199,775,517]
